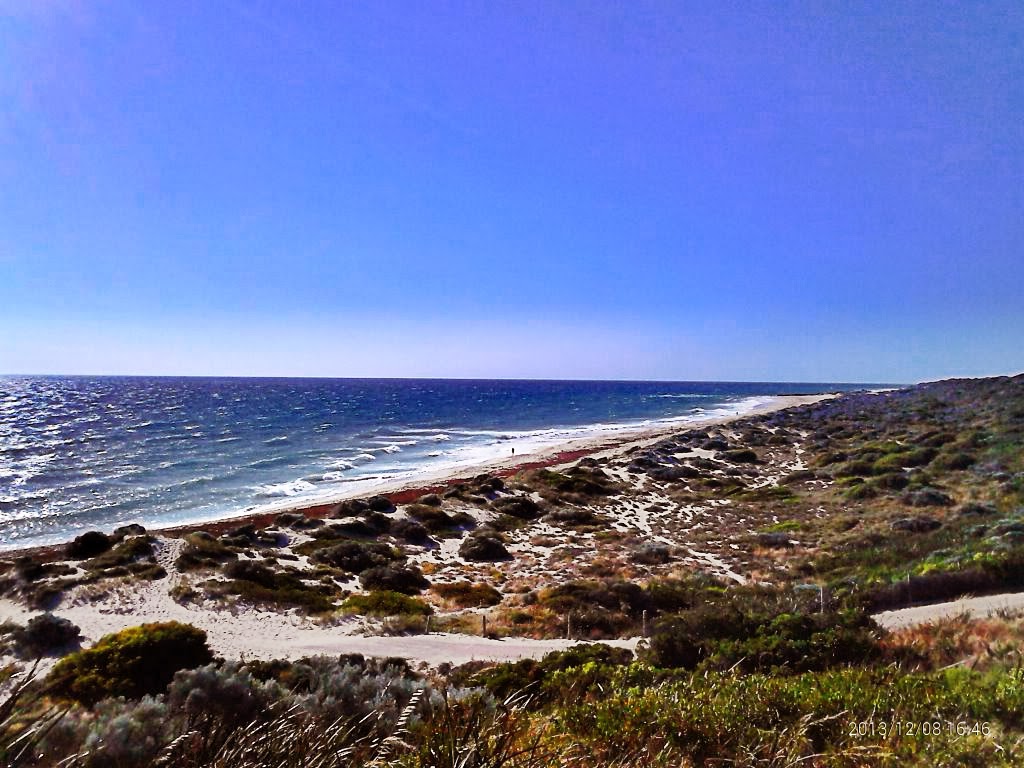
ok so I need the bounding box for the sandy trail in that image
[0,595,639,667]
[872,592,1024,630]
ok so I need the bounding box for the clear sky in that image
[1,1,1021,383]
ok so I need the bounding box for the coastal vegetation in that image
[1,374,1023,763]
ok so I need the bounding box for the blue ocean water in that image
[0,377,871,550]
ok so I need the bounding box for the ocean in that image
[0,377,872,550]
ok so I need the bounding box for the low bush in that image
[313,540,400,573]
[391,518,431,543]
[459,534,511,561]
[66,531,112,560]
[359,564,430,595]
[719,449,759,464]
[543,508,599,527]
[8,613,81,658]
[646,605,880,672]
[491,495,541,520]
[432,581,503,607]
[219,559,336,612]
[343,590,432,616]
[85,535,156,571]
[472,643,633,700]
[630,542,672,565]
[176,531,238,571]
[405,505,467,535]
[47,621,213,705]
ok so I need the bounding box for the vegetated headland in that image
[2,374,1024,766]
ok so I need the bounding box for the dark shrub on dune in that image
[719,449,759,464]
[221,559,336,612]
[331,498,371,517]
[66,531,112,560]
[459,534,511,562]
[405,504,470,534]
[314,540,399,573]
[359,564,429,595]
[890,515,942,533]
[391,518,431,544]
[472,643,633,700]
[543,508,599,527]
[177,531,238,571]
[935,451,977,471]
[367,495,396,513]
[491,495,540,520]
[47,621,213,705]
[9,613,81,658]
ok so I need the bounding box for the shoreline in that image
[1,393,833,561]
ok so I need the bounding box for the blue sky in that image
[1,1,1021,382]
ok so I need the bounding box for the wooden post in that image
[642,609,649,637]
[424,615,431,634]
[567,613,573,640]
[482,614,487,636]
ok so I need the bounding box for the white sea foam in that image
[255,480,317,498]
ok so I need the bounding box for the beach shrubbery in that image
[646,606,880,672]
[491,495,541,520]
[343,590,432,616]
[313,540,401,574]
[459,533,511,561]
[431,581,503,607]
[218,559,337,612]
[66,531,112,560]
[176,531,238,571]
[405,504,474,535]
[7,612,81,658]
[391,518,431,543]
[525,467,619,503]
[85,535,155,568]
[47,621,213,705]
[359,564,430,595]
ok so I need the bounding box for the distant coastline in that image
[0,378,869,552]
[0,393,833,560]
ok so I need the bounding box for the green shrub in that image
[646,606,880,672]
[176,531,237,571]
[219,559,336,612]
[47,621,213,705]
[85,535,156,571]
[343,590,432,616]
[432,581,503,607]
[313,540,399,573]
[473,643,633,700]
